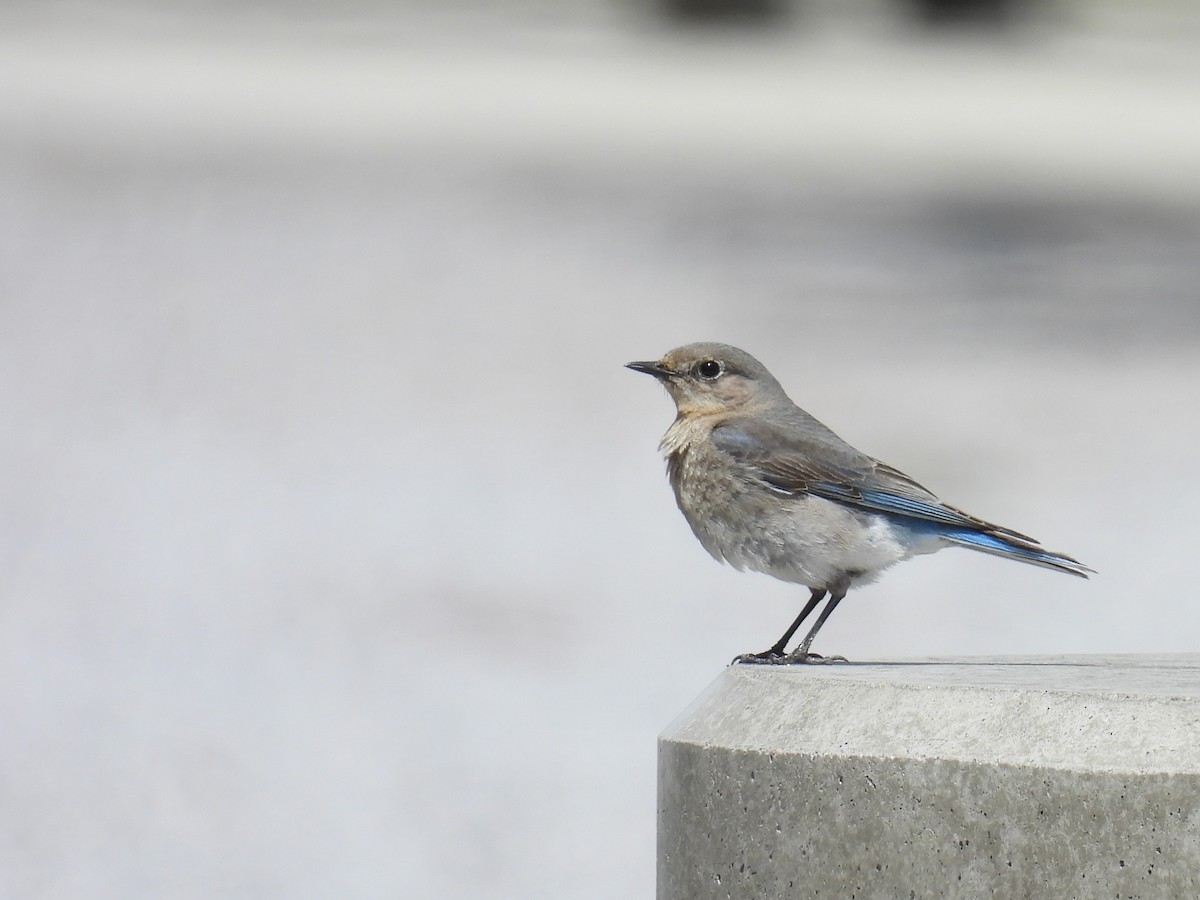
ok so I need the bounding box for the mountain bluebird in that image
[627,342,1091,664]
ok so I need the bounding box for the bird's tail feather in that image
[939,527,1094,578]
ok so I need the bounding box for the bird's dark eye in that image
[696,360,723,380]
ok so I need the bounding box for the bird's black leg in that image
[783,588,848,664]
[732,588,826,665]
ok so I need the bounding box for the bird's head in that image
[626,342,785,417]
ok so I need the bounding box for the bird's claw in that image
[790,651,849,665]
[730,649,788,666]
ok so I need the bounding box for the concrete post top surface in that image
[661,654,1200,775]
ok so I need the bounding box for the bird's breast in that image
[660,417,735,516]
[661,419,788,568]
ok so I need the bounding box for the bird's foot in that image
[783,650,849,665]
[731,649,850,666]
[730,648,789,666]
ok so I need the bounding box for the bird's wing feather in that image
[711,417,1039,545]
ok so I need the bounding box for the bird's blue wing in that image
[711,418,1036,542]
[711,417,1091,577]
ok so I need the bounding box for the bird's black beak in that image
[625,360,675,379]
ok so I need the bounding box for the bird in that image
[626,342,1092,664]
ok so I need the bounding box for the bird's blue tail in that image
[937,527,1093,578]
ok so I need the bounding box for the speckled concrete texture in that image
[659,656,1200,899]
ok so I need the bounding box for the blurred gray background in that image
[2,1,1199,897]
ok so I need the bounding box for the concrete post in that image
[658,655,1200,899]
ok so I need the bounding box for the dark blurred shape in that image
[660,0,790,25]
[912,0,1028,26]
